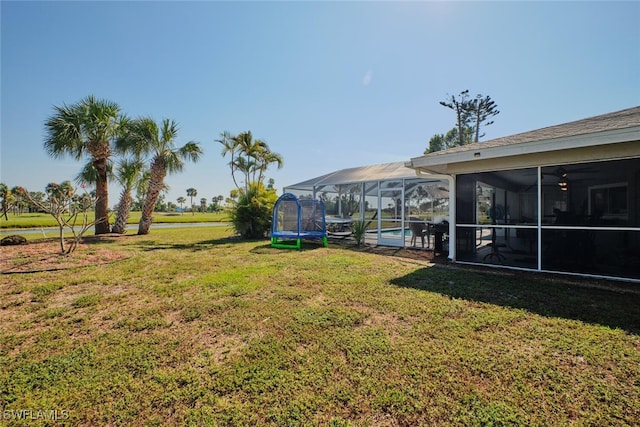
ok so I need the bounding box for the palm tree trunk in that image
[112,189,132,234]
[94,158,111,234]
[138,163,166,235]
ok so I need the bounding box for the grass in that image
[0,211,229,229]
[1,227,639,426]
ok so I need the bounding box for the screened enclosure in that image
[455,157,640,280]
[284,162,451,249]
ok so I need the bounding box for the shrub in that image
[229,184,277,239]
[351,220,368,247]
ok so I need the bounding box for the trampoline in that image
[271,193,328,249]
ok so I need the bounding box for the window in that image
[589,183,628,220]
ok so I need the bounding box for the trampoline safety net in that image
[271,193,327,249]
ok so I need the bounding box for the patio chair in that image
[409,218,431,248]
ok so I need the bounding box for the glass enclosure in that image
[455,158,640,280]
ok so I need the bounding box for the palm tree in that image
[233,131,263,196]
[218,130,283,238]
[200,197,207,212]
[217,131,283,197]
[44,95,125,234]
[10,186,27,214]
[45,181,74,210]
[177,196,186,214]
[0,183,10,220]
[186,188,198,215]
[217,131,240,189]
[256,150,283,188]
[119,117,202,235]
[111,157,145,234]
[26,191,45,214]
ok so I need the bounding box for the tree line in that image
[177,189,226,214]
[2,95,283,239]
[3,91,494,239]
[1,183,223,218]
[30,95,203,235]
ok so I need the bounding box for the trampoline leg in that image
[322,236,328,247]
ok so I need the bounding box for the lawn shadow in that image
[251,241,329,254]
[81,235,122,245]
[131,236,245,252]
[133,237,330,255]
[326,239,445,266]
[391,264,640,335]
[83,233,329,254]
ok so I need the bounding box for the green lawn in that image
[1,211,229,229]
[1,227,638,425]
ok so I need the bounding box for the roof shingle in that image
[424,106,640,157]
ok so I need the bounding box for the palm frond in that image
[43,103,85,160]
[44,95,122,163]
[115,157,145,190]
[74,160,115,187]
[158,151,184,175]
[160,118,179,145]
[217,131,235,156]
[178,141,203,163]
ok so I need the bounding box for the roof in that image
[408,106,640,173]
[285,161,434,191]
[286,107,640,191]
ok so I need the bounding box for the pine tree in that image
[469,95,499,142]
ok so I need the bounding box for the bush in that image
[229,185,277,239]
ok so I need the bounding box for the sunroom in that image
[407,106,640,282]
[284,162,451,249]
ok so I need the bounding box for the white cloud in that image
[362,69,373,86]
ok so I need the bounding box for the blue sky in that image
[2,1,639,207]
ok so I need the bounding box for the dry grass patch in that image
[0,237,131,274]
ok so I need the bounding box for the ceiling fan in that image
[522,166,596,192]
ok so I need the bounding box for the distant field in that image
[1,211,229,229]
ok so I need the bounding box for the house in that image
[287,106,640,282]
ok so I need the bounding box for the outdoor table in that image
[325,216,353,233]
